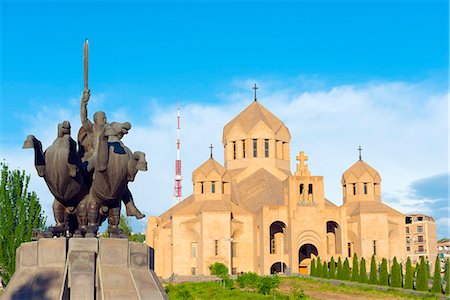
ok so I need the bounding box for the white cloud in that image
[0,77,447,235]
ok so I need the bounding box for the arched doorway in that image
[269,221,286,254]
[326,221,342,255]
[298,244,318,274]
[270,262,287,274]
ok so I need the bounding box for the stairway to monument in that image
[2,238,168,300]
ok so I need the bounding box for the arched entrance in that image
[326,221,342,255]
[270,262,287,274]
[298,244,318,274]
[269,221,286,254]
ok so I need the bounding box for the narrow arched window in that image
[264,139,269,157]
[211,181,216,193]
[308,184,313,194]
[253,139,258,157]
[299,184,304,195]
[201,182,204,194]
[242,140,246,158]
[353,183,356,195]
[364,183,368,194]
[233,141,236,159]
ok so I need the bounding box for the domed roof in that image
[341,160,381,184]
[192,158,231,181]
[222,101,290,143]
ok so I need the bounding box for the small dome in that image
[222,101,290,144]
[341,160,381,184]
[192,158,230,182]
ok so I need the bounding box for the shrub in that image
[310,258,316,276]
[378,258,388,286]
[329,257,336,279]
[368,255,378,285]
[342,258,350,280]
[416,256,428,291]
[359,257,367,284]
[209,262,228,277]
[290,286,306,299]
[336,257,343,280]
[351,253,359,282]
[431,255,442,293]
[404,257,413,289]
[257,275,281,295]
[236,272,259,289]
[390,257,402,288]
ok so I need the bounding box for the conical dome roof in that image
[222,101,290,144]
[341,160,381,184]
[192,158,231,182]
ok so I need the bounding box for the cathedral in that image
[145,98,407,278]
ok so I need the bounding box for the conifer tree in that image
[351,253,359,282]
[329,257,336,279]
[315,257,322,278]
[359,257,367,283]
[400,262,404,287]
[336,257,343,280]
[431,255,442,293]
[369,255,378,285]
[310,258,316,276]
[404,257,413,290]
[390,257,402,288]
[322,260,328,278]
[379,258,388,286]
[0,163,46,286]
[444,259,449,295]
[416,256,428,291]
[342,258,351,280]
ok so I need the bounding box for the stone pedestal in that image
[2,238,168,300]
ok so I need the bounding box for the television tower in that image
[173,103,183,205]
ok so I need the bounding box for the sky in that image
[0,0,448,238]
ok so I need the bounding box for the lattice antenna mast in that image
[173,102,183,205]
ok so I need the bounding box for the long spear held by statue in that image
[84,39,89,91]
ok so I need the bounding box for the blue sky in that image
[0,0,448,237]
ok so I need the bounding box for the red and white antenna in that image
[173,102,183,205]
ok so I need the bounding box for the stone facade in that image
[146,100,407,278]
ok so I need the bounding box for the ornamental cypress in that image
[342,258,351,280]
[359,257,368,283]
[315,257,322,278]
[416,256,428,291]
[369,255,378,285]
[431,255,442,293]
[404,257,413,290]
[351,253,359,281]
[329,257,336,279]
[336,257,343,280]
[322,261,328,278]
[379,258,388,286]
[390,257,402,288]
[310,258,316,276]
[444,259,449,295]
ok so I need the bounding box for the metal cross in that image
[253,83,258,101]
[209,144,214,159]
[358,145,363,160]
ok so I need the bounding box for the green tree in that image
[336,257,343,280]
[119,215,132,236]
[129,233,146,243]
[390,257,402,288]
[209,262,228,277]
[416,256,428,291]
[378,258,388,286]
[369,255,378,285]
[322,260,328,278]
[431,255,442,293]
[310,258,316,276]
[329,256,336,279]
[359,257,367,284]
[342,258,350,280]
[404,257,413,290]
[315,257,322,278]
[0,163,46,286]
[444,259,449,295]
[351,253,359,282]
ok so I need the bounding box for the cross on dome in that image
[253,83,258,101]
[209,144,214,159]
[358,145,363,160]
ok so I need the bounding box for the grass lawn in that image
[166,277,443,300]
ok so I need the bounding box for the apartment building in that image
[405,214,437,265]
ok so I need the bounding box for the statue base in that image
[2,238,168,300]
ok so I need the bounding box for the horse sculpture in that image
[23,121,89,236]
